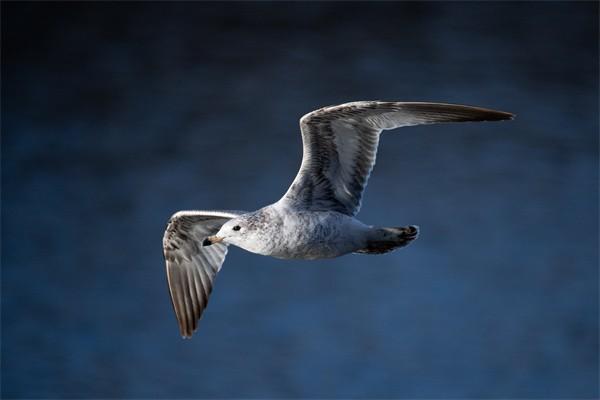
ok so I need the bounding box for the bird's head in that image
[203,213,272,255]
[203,217,244,246]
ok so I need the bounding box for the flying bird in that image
[163,101,513,338]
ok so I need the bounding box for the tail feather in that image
[355,225,419,255]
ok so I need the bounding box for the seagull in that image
[163,101,513,338]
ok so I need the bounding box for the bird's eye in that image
[232,225,241,231]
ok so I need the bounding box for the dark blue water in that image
[2,2,598,398]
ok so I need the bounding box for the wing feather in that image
[162,210,245,338]
[280,101,513,216]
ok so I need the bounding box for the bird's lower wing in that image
[280,101,514,216]
[162,210,245,338]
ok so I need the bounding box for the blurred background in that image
[2,2,598,398]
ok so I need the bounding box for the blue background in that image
[2,2,598,398]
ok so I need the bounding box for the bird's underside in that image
[162,101,514,338]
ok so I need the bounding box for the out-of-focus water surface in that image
[2,2,598,398]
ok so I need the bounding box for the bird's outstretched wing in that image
[162,210,245,338]
[280,101,513,216]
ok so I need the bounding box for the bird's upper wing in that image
[162,210,245,338]
[279,101,513,216]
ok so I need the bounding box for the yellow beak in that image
[202,235,224,246]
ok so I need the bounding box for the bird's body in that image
[225,205,370,260]
[163,100,513,338]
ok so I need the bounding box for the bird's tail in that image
[355,225,419,254]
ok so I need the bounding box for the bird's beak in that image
[202,236,223,246]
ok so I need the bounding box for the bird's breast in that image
[262,210,365,260]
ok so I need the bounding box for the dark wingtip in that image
[399,102,515,124]
[180,326,194,339]
[460,107,515,122]
[488,110,515,121]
